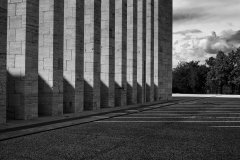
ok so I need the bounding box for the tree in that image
[173,61,209,93]
[174,47,240,94]
[229,48,240,93]
[206,51,230,94]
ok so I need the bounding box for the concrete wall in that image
[0,0,7,123]
[127,0,138,105]
[7,0,39,120]
[114,0,127,107]
[1,0,172,123]
[38,0,64,116]
[63,0,84,113]
[84,0,101,110]
[158,0,172,100]
[146,0,154,102]
[100,0,115,108]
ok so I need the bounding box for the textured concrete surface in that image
[158,0,172,100]
[0,0,7,124]
[84,0,101,111]
[146,0,154,102]
[7,0,39,120]
[153,0,159,101]
[100,0,115,108]
[127,0,138,105]
[38,0,64,116]
[137,0,145,104]
[114,0,127,107]
[63,0,84,113]
[1,97,240,160]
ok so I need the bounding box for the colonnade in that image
[0,0,172,123]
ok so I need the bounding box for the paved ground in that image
[1,97,240,160]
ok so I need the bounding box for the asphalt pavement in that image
[1,97,240,160]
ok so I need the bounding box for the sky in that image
[173,0,240,68]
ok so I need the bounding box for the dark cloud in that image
[174,29,202,35]
[225,30,240,43]
[173,12,204,22]
[173,1,240,24]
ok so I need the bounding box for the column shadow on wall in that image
[127,82,133,105]
[146,83,150,102]
[154,84,158,101]
[115,82,123,107]
[38,75,53,116]
[100,81,109,108]
[137,83,143,103]
[84,80,94,111]
[63,78,75,113]
[6,72,23,120]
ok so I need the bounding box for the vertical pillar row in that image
[145,0,154,102]
[63,0,84,113]
[39,0,64,116]
[127,0,137,105]
[114,0,127,107]
[136,0,144,103]
[7,0,39,120]
[84,0,101,110]
[100,0,115,108]
[154,0,159,101]
[0,0,7,123]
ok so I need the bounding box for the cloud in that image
[173,45,211,68]
[173,0,240,68]
[173,30,240,68]
[199,31,240,54]
[173,34,210,68]
[174,29,202,36]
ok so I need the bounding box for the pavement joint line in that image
[112,117,240,119]
[0,97,207,142]
[95,121,240,123]
[92,116,110,118]
[168,107,240,108]
[142,111,240,113]
[210,126,240,128]
[131,113,240,116]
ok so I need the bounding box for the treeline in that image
[173,48,240,94]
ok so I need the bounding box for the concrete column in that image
[142,0,147,103]
[84,0,101,110]
[127,0,137,105]
[7,0,39,120]
[137,0,145,103]
[154,0,159,101]
[158,0,172,100]
[39,0,64,116]
[146,0,154,102]
[166,0,173,100]
[63,0,84,113]
[0,0,7,123]
[114,0,127,107]
[100,0,115,108]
